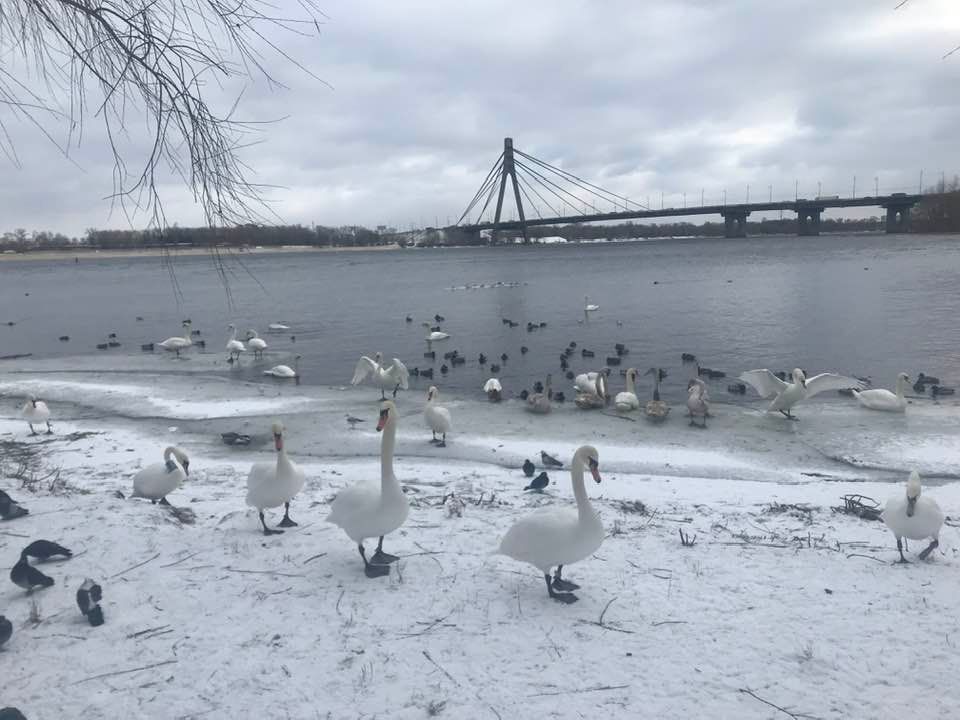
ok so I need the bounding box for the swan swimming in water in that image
[852,372,909,412]
[21,396,52,435]
[424,386,452,447]
[882,470,944,562]
[614,368,640,412]
[225,324,245,361]
[264,355,300,379]
[267,322,291,333]
[132,447,190,505]
[159,321,192,357]
[738,368,864,419]
[326,400,409,578]
[584,295,600,312]
[245,422,305,535]
[498,445,604,603]
[351,352,410,398]
[245,330,268,360]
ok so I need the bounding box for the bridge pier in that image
[721,210,749,238]
[883,202,913,234]
[796,206,823,236]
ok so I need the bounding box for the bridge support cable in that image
[514,148,649,212]
[513,172,545,220]
[514,158,601,215]
[456,152,504,225]
[514,166,559,217]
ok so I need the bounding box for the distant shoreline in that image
[0,244,402,263]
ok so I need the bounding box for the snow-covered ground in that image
[1,358,958,719]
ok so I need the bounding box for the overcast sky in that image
[2,0,959,236]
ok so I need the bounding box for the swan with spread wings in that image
[739,367,863,419]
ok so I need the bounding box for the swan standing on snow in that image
[245,330,268,360]
[687,378,709,428]
[424,386,452,447]
[132,447,190,505]
[574,371,602,396]
[264,355,300,379]
[526,374,552,414]
[882,470,944,562]
[643,368,670,421]
[498,445,604,603]
[614,368,640,412]
[351,352,410,399]
[21,396,52,435]
[159,321,192,357]
[484,378,502,402]
[584,296,600,312]
[852,372,909,412]
[739,368,863,419]
[225,324,245,361]
[326,400,409,578]
[245,422,306,535]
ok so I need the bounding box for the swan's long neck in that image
[652,374,660,401]
[626,373,636,395]
[276,438,292,475]
[163,447,174,463]
[229,327,237,341]
[896,376,906,399]
[571,452,592,521]
[381,416,397,491]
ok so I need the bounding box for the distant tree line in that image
[912,178,960,233]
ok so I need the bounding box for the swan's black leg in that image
[380,388,387,400]
[437,432,446,448]
[544,573,577,603]
[28,423,37,436]
[360,543,389,577]
[918,538,939,560]
[392,383,400,398]
[278,502,298,527]
[45,421,53,434]
[430,430,439,445]
[552,565,580,592]
[260,511,284,536]
[895,537,909,563]
[371,535,399,565]
[151,499,158,505]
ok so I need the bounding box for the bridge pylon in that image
[492,138,528,243]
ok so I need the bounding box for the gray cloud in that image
[0,0,958,235]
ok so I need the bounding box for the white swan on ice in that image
[882,470,944,562]
[264,355,300,379]
[738,367,864,419]
[21,395,52,435]
[852,372,909,412]
[614,368,640,412]
[132,447,190,504]
[159,321,192,357]
[245,330,268,360]
[424,386,452,447]
[245,422,306,535]
[483,378,502,402]
[351,352,410,398]
[326,400,409,577]
[498,445,604,603]
[225,324,245,360]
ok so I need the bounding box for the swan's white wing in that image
[351,356,377,385]
[390,358,410,389]
[739,369,787,398]
[804,373,864,399]
[483,378,502,392]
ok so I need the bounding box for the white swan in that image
[267,322,291,333]
[132,447,189,504]
[245,330,268,359]
[574,371,601,395]
[226,324,245,360]
[424,386,452,446]
[584,295,600,312]
[159,321,192,357]
[264,355,300,379]
[739,368,864,419]
[614,368,640,412]
[245,422,306,535]
[483,378,502,402]
[852,372,909,412]
[882,470,944,562]
[421,322,450,341]
[526,374,552,414]
[687,378,709,428]
[351,352,410,398]
[21,395,52,435]
[575,373,607,410]
[498,445,604,603]
[326,400,409,577]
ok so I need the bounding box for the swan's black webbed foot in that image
[895,538,909,563]
[544,574,578,603]
[260,511,284,536]
[277,502,298,527]
[359,544,390,577]
[918,539,939,560]
[552,566,580,592]
[159,497,171,506]
[372,536,399,564]
[436,440,446,448]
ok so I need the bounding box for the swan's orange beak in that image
[589,459,601,483]
[274,433,283,451]
[377,408,389,432]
